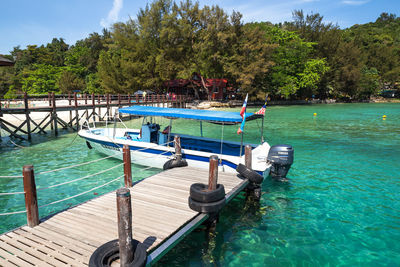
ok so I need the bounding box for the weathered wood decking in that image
[0,167,245,266]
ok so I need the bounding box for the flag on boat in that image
[237,94,248,134]
[255,95,268,115]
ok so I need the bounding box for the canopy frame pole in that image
[113,112,117,138]
[219,123,224,163]
[167,119,172,148]
[260,115,265,144]
[240,132,244,157]
[200,121,203,137]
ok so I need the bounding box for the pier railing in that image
[0,93,192,140]
[0,138,180,226]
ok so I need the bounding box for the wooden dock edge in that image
[146,177,249,266]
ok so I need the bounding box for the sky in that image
[0,0,399,55]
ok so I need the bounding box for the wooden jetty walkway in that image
[0,93,190,141]
[0,166,249,266]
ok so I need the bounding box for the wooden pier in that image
[0,93,191,141]
[0,166,249,266]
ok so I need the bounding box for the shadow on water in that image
[154,176,293,267]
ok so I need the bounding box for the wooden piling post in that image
[174,135,182,162]
[68,93,72,124]
[48,92,52,107]
[85,94,89,120]
[23,93,32,141]
[98,94,101,120]
[245,145,252,168]
[116,188,134,266]
[245,145,261,201]
[123,145,132,188]
[74,92,79,129]
[208,155,219,191]
[52,93,58,136]
[106,94,110,119]
[23,165,39,227]
[92,93,95,122]
[128,94,132,119]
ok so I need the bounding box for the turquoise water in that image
[1,103,400,266]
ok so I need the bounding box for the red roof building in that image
[164,73,232,100]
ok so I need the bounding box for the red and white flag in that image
[237,94,248,134]
[255,96,268,115]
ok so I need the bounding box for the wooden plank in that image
[0,239,40,267]
[0,166,244,265]
[10,230,88,264]
[20,226,95,254]
[2,233,75,266]
[0,254,18,266]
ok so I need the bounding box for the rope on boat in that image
[0,209,27,216]
[36,153,120,175]
[38,175,123,208]
[36,163,124,191]
[0,191,25,196]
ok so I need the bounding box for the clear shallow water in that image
[1,103,399,266]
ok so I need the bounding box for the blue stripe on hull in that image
[84,137,265,175]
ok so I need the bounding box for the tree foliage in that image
[0,1,399,101]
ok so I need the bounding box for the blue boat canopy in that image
[118,106,261,124]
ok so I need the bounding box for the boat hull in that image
[80,129,271,177]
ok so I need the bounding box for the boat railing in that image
[82,113,128,132]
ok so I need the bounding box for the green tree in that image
[21,64,61,94]
[359,67,380,99]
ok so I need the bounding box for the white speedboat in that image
[78,106,294,178]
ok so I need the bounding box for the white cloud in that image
[341,0,369,5]
[100,0,123,28]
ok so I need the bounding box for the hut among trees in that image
[0,56,14,66]
[164,73,232,100]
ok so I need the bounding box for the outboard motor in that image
[267,145,294,181]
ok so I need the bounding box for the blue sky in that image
[0,0,399,54]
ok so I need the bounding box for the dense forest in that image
[0,0,399,101]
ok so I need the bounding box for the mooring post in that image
[23,165,39,227]
[52,93,58,136]
[174,135,182,161]
[208,155,219,191]
[245,145,261,201]
[205,155,219,233]
[116,188,134,267]
[245,145,252,168]
[123,145,132,188]
[23,93,32,141]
